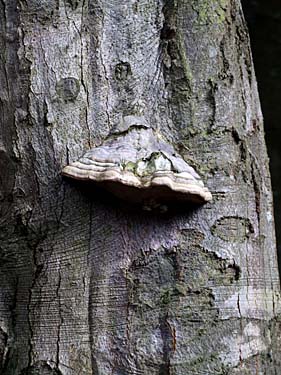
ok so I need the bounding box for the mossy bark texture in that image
[0,0,280,374]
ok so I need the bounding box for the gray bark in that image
[0,0,280,374]
[242,0,281,274]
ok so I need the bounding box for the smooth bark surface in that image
[0,0,280,374]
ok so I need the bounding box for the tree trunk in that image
[0,0,280,374]
[242,0,281,275]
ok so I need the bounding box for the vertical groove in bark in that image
[0,0,280,374]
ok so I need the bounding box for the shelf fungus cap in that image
[62,127,212,205]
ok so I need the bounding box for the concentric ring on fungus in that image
[62,127,212,205]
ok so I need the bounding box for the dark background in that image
[242,0,281,271]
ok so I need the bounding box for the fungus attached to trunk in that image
[62,127,212,206]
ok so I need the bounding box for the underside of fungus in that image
[62,127,212,205]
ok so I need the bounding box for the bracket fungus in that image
[62,127,212,206]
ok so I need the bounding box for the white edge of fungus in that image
[62,164,212,202]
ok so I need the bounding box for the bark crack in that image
[27,251,37,368]
[159,313,175,375]
[237,293,243,365]
[80,0,91,147]
[88,201,95,373]
[100,11,110,132]
[68,1,91,148]
[207,79,217,131]
[251,160,261,230]
[56,265,62,370]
